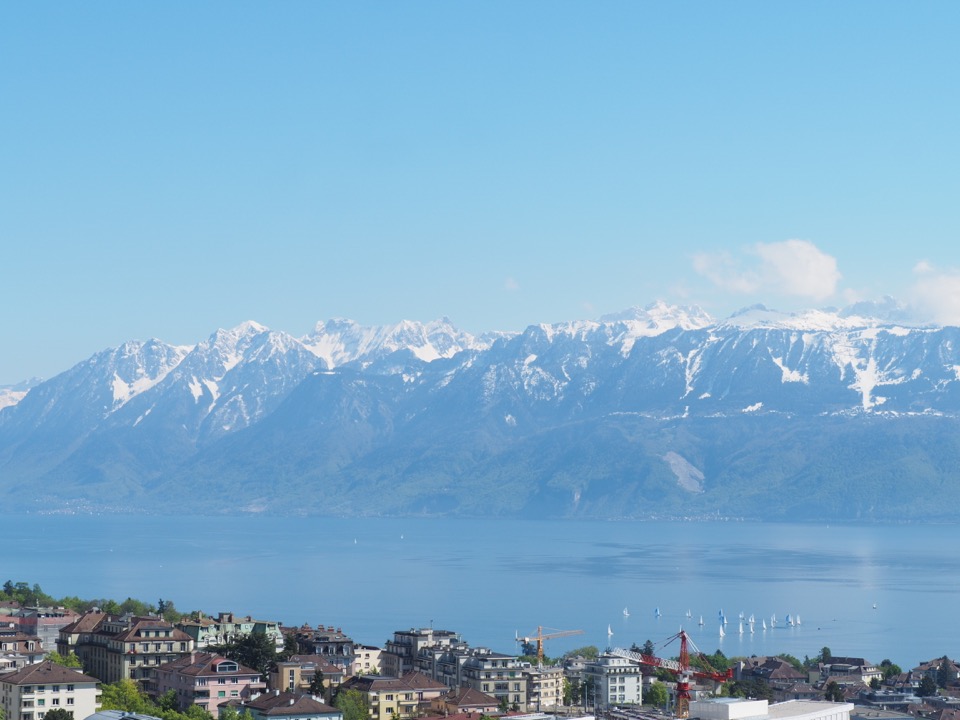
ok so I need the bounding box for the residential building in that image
[382,629,460,678]
[236,690,341,720]
[429,688,499,716]
[176,613,283,651]
[581,653,644,709]
[296,627,355,671]
[153,652,265,712]
[351,646,382,677]
[0,660,100,720]
[0,625,45,668]
[523,665,565,710]
[15,609,80,652]
[338,672,448,720]
[269,656,345,696]
[813,659,882,687]
[414,643,527,709]
[58,612,194,686]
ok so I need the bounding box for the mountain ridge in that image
[3,301,960,521]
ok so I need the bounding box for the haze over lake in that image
[5,515,956,669]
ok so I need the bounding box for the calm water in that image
[2,515,958,669]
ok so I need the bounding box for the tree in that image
[937,657,954,688]
[565,645,600,660]
[334,688,369,720]
[880,659,902,679]
[778,654,804,673]
[824,681,844,702]
[497,696,509,713]
[100,679,151,713]
[280,632,299,661]
[729,679,773,701]
[870,677,881,690]
[309,672,327,701]
[43,710,72,720]
[818,647,833,664]
[644,681,669,708]
[45,651,83,668]
[918,675,938,697]
[213,630,278,677]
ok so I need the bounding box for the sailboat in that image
[719,625,725,638]
[655,607,661,618]
[738,621,743,635]
[796,615,801,626]
[771,614,777,629]
[623,607,630,618]
[786,614,793,626]
[761,619,767,630]
[749,621,754,634]
[686,609,693,619]
[749,613,755,624]
[607,624,613,638]
[698,615,704,626]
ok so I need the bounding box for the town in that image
[0,586,956,720]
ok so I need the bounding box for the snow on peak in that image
[302,317,483,368]
[600,301,714,331]
[721,304,879,332]
[598,302,714,355]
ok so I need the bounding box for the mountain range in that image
[3,300,960,521]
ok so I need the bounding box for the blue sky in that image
[2,2,959,384]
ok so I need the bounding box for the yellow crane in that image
[516,625,584,665]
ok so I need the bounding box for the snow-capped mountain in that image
[3,302,960,521]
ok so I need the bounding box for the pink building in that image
[155,652,266,713]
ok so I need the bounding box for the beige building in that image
[523,665,565,710]
[270,656,346,696]
[58,612,194,687]
[338,672,448,720]
[382,629,460,678]
[0,660,101,720]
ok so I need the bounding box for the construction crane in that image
[516,625,584,665]
[610,629,732,719]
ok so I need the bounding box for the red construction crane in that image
[516,626,584,666]
[610,629,732,719]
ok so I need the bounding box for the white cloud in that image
[692,239,841,301]
[909,263,960,326]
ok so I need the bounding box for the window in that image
[52,701,59,707]
[217,692,225,698]
[218,678,227,685]
[52,687,59,693]
[37,686,45,693]
[66,686,74,693]
[67,699,74,706]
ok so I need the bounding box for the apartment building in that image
[0,660,100,720]
[154,652,265,712]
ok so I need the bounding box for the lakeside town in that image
[1,585,958,720]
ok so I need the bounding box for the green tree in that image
[937,657,954,688]
[778,654,804,673]
[918,675,938,697]
[565,646,600,660]
[280,632,300,661]
[869,678,881,690]
[334,688,369,720]
[818,647,833,664]
[309,672,327,701]
[100,679,151,713]
[45,651,83,668]
[729,679,773,701]
[880,659,902,679]
[497,696,509,713]
[213,630,278,676]
[824,681,844,702]
[43,710,72,720]
[644,681,669,708]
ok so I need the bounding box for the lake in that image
[2,515,957,670]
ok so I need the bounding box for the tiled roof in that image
[0,659,99,685]
[157,652,258,677]
[442,687,499,707]
[113,619,192,643]
[243,691,338,716]
[61,611,108,635]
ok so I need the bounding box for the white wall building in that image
[0,660,100,720]
[582,654,643,709]
[691,698,855,720]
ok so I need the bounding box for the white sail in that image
[738,621,743,635]
[762,619,767,630]
[796,615,801,625]
[607,624,613,637]
[623,607,630,617]
[719,625,725,638]
[655,607,661,618]
[698,615,704,626]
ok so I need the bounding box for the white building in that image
[0,660,100,720]
[691,698,854,720]
[581,654,644,709]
